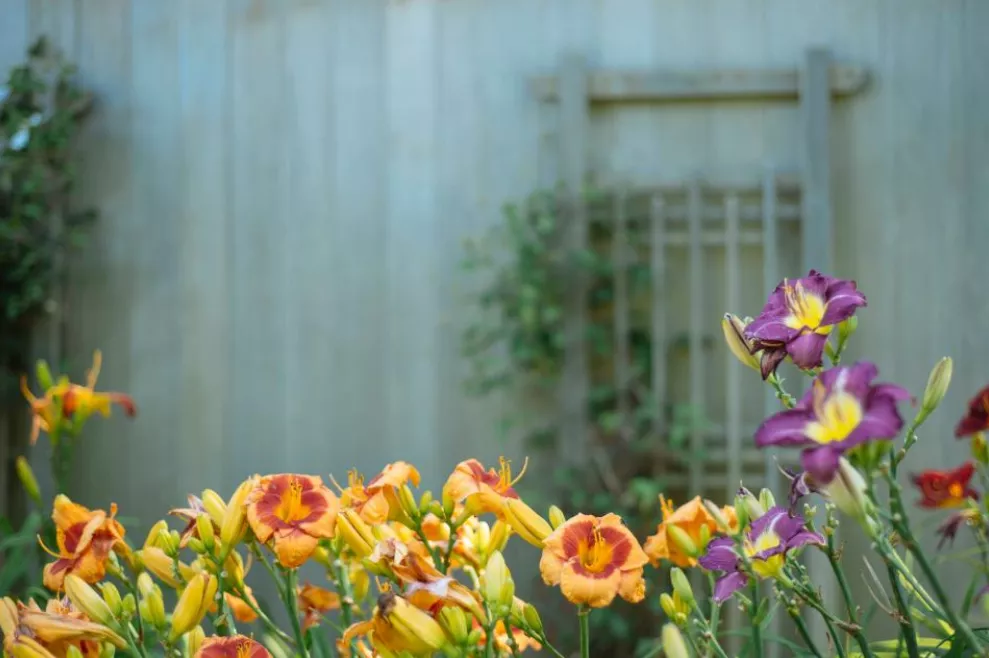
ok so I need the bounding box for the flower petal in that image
[617,567,646,604]
[786,332,828,369]
[272,529,319,568]
[745,315,797,343]
[713,572,748,603]
[698,537,737,572]
[559,559,621,608]
[759,347,788,380]
[754,408,816,447]
[786,529,825,550]
[820,280,867,326]
[538,550,564,586]
[801,447,842,484]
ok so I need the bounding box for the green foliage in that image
[0,36,96,397]
[461,187,706,654]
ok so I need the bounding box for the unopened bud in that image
[698,524,711,550]
[186,626,206,657]
[65,575,115,626]
[973,433,989,466]
[736,488,765,522]
[758,488,776,511]
[195,515,215,551]
[99,582,123,616]
[488,521,510,554]
[502,499,552,548]
[548,505,566,529]
[838,316,858,343]
[442,489,456,518]
[121,594,136,618]
[351,564,370,601]
[466,629,483,646]
[666,525,698,558]
[398,485,419,520]
[822,458,877,537]
[428,501,446,518]
[662,623,690,658]
[922,357,953,414]
[483,551,514,609]
[522,603,543,634]
[99,644,115,658]
[477,522,492,554]
[703,500,733,533]
[187,538,206,554]
[144,520,169,550]
[35,360,54,391]
[200,490,227,527]
[66,645,84,658]
[438,606,469,644]
[137,573,155,597]
[419,491,434,515]
[670,568,695,606]
[15,457,41,506]
[312,545,332,567]
[220,477,256,550]
[722,314,760,372]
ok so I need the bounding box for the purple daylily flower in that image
[744,271,866,379]
[779,466,819,511]
[754,362,911,484]
[699,506,823,602]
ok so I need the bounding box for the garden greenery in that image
[4,270,989,657]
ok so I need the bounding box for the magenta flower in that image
[754,362,910,483]
[744,271,866,378]
[699,507,823,602]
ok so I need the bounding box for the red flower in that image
[955,385,989,438]
[911,462,979,509]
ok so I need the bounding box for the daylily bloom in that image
[955,384,989,438]
[169,495,215,549]
[194,635,271,658]
[473,619,542,654]
[338,462,421,524]
[339,591,448,658]
[699,506,823,602]
[0,596,127,658]
[60,351,137,425]
[443,457,525,505]
[539,513,649,608]
[245,474,340,568]
[644,496,737,568]
[744,271,866,378]
[297,583,340,631]
[40,496,127,591]
[911,462,979,509]
[20,376,66,445]
[753,362,910,483]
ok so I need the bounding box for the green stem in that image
[749,580,761,656]
[232,584,295,645]
[578,605,591,658]
[796,591,847,658]
[282,568,309,658]
[120,577,147,648]
[332,557,357,655]
[504,621,523,658]
[483,617,496,658]
[785,606,825,658]
[706,572,720,655]
[824,539,875,658]
[767,374,796,409]
[885,564,921,658]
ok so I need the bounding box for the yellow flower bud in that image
[143,520,169,551]
[662,623,690,658]
[398,485,419,520]
[477,521,492,554]
[758,488,776,511]
[670,568,694,606]
[138,547,190,589]
[200,490,227,527]
[547,505,566,529]
[922,357,953,413]
[698,524,711,550]
[483,551,514,609]
[139,583,167,632]
[121,594,136,618]
[702,500,733,533]
[185,626,206,657]
[66,645,84,658]
[312,545,332,568]
[522,603,543,634]
[195,515,215,552]
[187,538,206,554]
[337,508,377,558]
[660,593,677,620]
[99,582,123,616]
[383,594,448,653]
[722,314,761,372]
[65,574,116,626]
[99,642,116,658]
[666,525,699,558]
[442,489,456,517]
[137,573,155,597]
[220,477,257,551]
[350,564,370,602]
[168,573,217,641]
[14,457,41,507]
[438,606,469,644]
[487,521,510,554]
[419,491,434,515]
[501,499,552,548]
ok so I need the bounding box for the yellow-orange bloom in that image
[20,376,66,446]
[644,496,737,568]
[0,596,127,658]
[245,474,339,568]
[473,619,542,654]
[443,457,526,505]
[297,583,341,631]
[194,636,271,658]
[339,592,447,658]
[337,462,421,524]
[40,496,126,591]
[540,513,648,608]
[224,587,259,624]
[60,351,137,426]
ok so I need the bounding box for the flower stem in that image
[767,374,796,409]
[578,605,591,658]
[784,605,824,658]
[233,584,295,645]
[885,563,921,658]
[824,538,875,658]
[332,557,357,655]
[749,580,761,656]
[281,568,309,658]
[706,571,720,652]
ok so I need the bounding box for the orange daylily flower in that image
[245,474,340,568]
[337,462,421,524]
[339,591,447,658]
[20,376,66,446]
[60,351,136,425]
[644,496,737,568]
[40,496,127,591]
[539,513,648,608]
[0,596,127,658]
[443,457,525,506]
[224,586,259,624]
[194,635,271,658]
[473,619,542,654]
[297,583,341,631]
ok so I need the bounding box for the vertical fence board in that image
[687,178,705,494]
[558,53,589,465]
[724,193,742,500]
[761,168,781,494]
[612,186,630,441]
[650,195,667,453]
[801,48,834,273]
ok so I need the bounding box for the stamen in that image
[498,456,512,490]
[327,473,346,494]
[509,457,529,487]
[87,350,103,389]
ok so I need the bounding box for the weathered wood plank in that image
[530,65,868,102]
[687,178,704,495]
[800,48,834,273]
[724,193,742,500]
[761,167,782,494]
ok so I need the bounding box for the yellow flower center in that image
[782,282,830,334]
[949,482,964,499]
[578,528,614,573]
[805,381,863,444]
[744,530,783,578]
[236,641,253,658]
[276,478,311,523]
[496,456,528,492]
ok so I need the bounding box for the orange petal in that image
[618,567,646,603]
[298,490,339,539]
[224,592,258,623]
[272,529,320,568]
[538,550,564,586]
[559,559,621,608]
[358,492,390,525]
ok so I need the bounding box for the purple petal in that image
[855,395,905,441]
[786,332,828,369]
[820,280,867,326]
[785,529,825,550]
[699,537,738,572]
[746,315,797,343]
[870,383,912,403]
[802,447,842,484]
[796,271,830,299]
[748,506,791,538]
[712,572,748,603]
[754,408,815,448]
[837,362,881,398]
[759,347,787,380]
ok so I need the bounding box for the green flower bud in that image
[758,488,776,511]
[522,603,543,634]
[548,505,567,530]
[662,623,690,658]
[922,357,953,414]
[670,568,694,606]
[666,525,699,557]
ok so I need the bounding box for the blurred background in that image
[2,0,988,655]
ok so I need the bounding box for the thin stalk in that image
[578,605,591,658]
[504,621,523,658]
[767,374,796,409]
[120,577,147,647]
[885,564,921,658]
[282,568,309,658]
[796,591,847,658]
[824,539,875,658]
[333,558,356,655]
[785,607,825,658]
[706,571,720,647]
[232,584,295,645]
[749,580,761,656]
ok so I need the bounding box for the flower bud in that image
[143,520,169,550]
[758,488,776,511]
[137,573,155,597]
[350,564,370,601]
[99,582,123,616]
[65,575,115,626]
[973,433,989,466]
[419,491,434,516]
[120,594,136,619]
[662,623,690,658]
[670,568,694,606]
[220,477,256,550]
[522,603,543,634]
[488,521,510,554]
[501,499,552,548]
[14,457,41,507]
[185,626,206,657]
[660,593,678,621]
[477,522,492,555]
[139,584,167,631]
[922,357,953,414]
[195,515,215,552]
[398,485,420,520]
[200,490,227,527]
[99,644,115,658]
[312,544,332,568]
[382,594,448,653]
[466,629,483,646]
[698,524,711,550]
[337,508,377,558]
[442,489,456,518]
[187,538,206,554]
[168,573,217,641]
[736,488,765,522]
[483,551,515,610]
[35,360,54,391]
[438,606,469,644]
[703,500,733,533]
[822,458,877,537]
[666,525,698,558]
[66,646,84,658]
[838,316,858,343]
[722,314,761,372]
[548,505,566,529]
